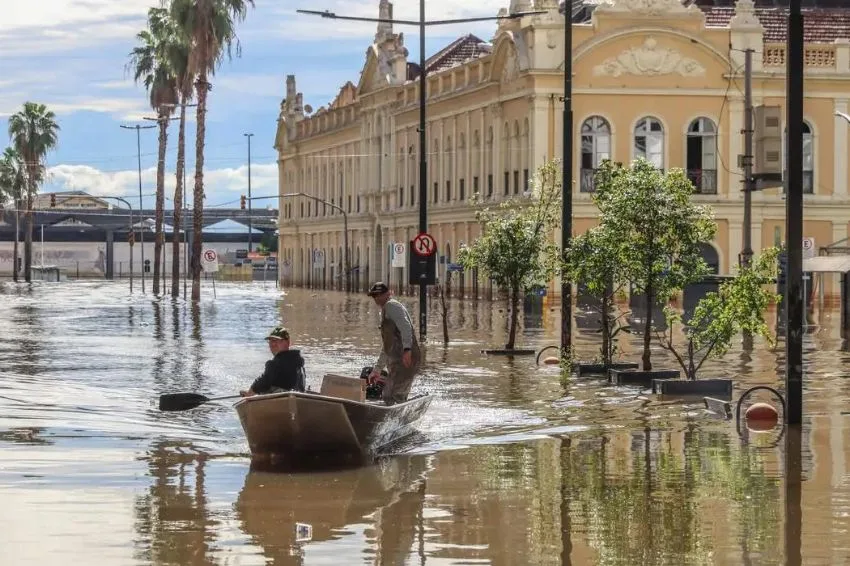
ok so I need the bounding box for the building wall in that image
[276,1,850,297]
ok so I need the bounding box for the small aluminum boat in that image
[234,388,431,461]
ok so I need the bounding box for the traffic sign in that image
[412,232,437,257]
[201,248,219,273]
[802,237,815,260]
[391,242,406,268]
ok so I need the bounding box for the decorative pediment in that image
[52,217,93,227]
[592,37,706,77]
[595,0,700,17]
[357,47,384,95]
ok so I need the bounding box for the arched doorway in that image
[683,242,723,319]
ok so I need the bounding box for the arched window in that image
[580,116,611,192]
[432,139,440,203]
[634,116,664,169]
[445,135,453,202]
[686,118,717,194]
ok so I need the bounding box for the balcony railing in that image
[580,168,596,192]
[687,168,717,194]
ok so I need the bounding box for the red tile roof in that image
[426,34,489,74]
[702,7,850,42]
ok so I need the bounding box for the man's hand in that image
[368,369,381,384]
[240,389,254,397]
[402,350,412,368]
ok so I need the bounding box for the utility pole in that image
[245,133,254,252]
[785,0,804,426]
[120,123,156,293]
[560,2,574,358]
[740,48,754,269]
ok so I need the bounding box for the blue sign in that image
[535,288,547,297]
[447,263,464,272]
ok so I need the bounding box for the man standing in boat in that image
[240,326,306,397]
[367,282,421,405]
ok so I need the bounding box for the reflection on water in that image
[0,282,850,564]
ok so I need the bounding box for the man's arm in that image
[385,300,414,350]
[248,360,274,394]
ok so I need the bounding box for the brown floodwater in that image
[0,281,848,565]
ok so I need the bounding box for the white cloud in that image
[0,1,151,31]
[44,162,279,206]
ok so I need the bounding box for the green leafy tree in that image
[128,7,181,296]
[594,159,716,370]
[658,248,781,380]
[8,102,60,283]
[170,0,255,301]
[459,160,561,350]
[0,147,27,282]
[566,222,630,368]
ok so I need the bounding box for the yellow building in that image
[275,0,850,297]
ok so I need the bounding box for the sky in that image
[0,0,511,211]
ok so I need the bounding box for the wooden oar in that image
[158,392,242,412]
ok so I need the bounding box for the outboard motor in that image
[359,366,387,400]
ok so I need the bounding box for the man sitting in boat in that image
[239,326,306,397]
[367,282,421,405]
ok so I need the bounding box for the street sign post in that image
[802,237,815,260]
[412,232,437,257]
[201,248,219,273]
[391,242,406,268]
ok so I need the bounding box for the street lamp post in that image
[296,5,544,343]
[559,2,574,357]
[245,133,254,252]
[119,123,156,293]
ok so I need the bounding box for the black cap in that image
[367,281,390,296]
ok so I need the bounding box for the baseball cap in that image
[367,282,390,296]
[266,326,290,340]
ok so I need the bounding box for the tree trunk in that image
[24,191,33,283]
[687,338,696,380]
[601,293,611,367]
[171,102,187,298]
[642,269,654,371]
[507,286,521,350]
[153,110,169,296]
[439,280,449,345]
[12,203,19,283]
[191,73,209,302]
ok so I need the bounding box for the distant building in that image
[32,190,112,210]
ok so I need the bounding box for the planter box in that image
[652,378,733,397]
[703,396,733,419]
[576,361,639,377]
[609,369,680,387]
[481,349,536,356]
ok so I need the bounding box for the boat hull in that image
[234,391,431,461]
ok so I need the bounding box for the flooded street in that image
[1,281,849,565]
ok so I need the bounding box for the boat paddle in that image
[158,392,242,412]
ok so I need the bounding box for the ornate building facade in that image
[275,0,850,296]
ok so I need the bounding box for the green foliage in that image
[658,248,781,380]
[592,159,717,370]
[0,147,27,205]
[460,160,562,349]
[566,221,631,366]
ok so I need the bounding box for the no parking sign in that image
[201,249,219,273]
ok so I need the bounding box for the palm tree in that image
[128,7,180,296]
[171,0,255,301]
[8,102,59,283]
[0,147,27,282]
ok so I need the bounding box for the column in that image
[729,221,743,268]
[835,98,848,197]
[466,111,473,199]
[479,108,486,195]
[727,95,745,198]
[530,95,549,170]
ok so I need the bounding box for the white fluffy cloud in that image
[45,162,279,207]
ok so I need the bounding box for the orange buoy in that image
[542,356,560,365]
[745,402,779,430]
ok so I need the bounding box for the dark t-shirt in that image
[250,349,306,394]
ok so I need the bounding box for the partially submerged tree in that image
[566,222,630,369]
[8,102,59,283]
[594,159,716,370]
[657,248,781,380]
[459,160,561,350]
[0,147,26,282]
